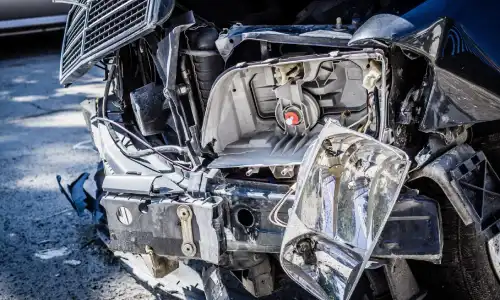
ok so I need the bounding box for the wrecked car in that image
[55,0,500,299]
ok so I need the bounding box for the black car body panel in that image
[350,0,500,131]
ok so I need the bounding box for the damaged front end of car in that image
[55,0,500,299]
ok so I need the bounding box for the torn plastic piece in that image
[130,83,168,136]
[450,151,500,233]
[144,246,179,278]
[153,11,195,90]
[362,61,381,90]
[202,266,255,300]
[373,193,443,263]
[187,169,222,198]
[410,144,478,226]
[241,256,274,297]
[57,173,92,217]
[56,162,105,221]
[383,259,425,300]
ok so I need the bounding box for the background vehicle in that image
[55,0,500,299]
[0,0,68,37]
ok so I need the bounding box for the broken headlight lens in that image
[280,121,410,300]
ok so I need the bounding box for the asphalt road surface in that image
[0,32,157,300]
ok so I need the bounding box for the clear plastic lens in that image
[280,121,410,300]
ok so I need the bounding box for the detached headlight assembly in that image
[280,121,410,300]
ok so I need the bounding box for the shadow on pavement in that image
[0,33,156,300]
[0,31,63,60]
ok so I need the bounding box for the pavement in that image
[0,32,157,300]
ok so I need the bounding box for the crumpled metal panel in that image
[216,25,353,62]
[349,0,500,131]
[280,121,410,300]
[102,194,226,264]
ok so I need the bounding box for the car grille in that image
[84,0,148,52]
[60,0,170,85]
[62,6,85,72]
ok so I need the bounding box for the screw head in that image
[177,205,191,219]
[116,207,133,225]
[181,243,196,256]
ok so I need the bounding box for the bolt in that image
[181,243,196,256]
[246,167,259,177]
[281,166,294,176]
[176,84,189,96]
[336,17,342,29]
[177,205,191,219]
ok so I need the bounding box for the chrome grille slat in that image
[84,1,147,51]
[60,0,174,84]
[88,0,134,26]
[65,6,84,37]
[63,32,83,59]
[62,40,83,70]
[62,5,85,70]
[65,19,84,47]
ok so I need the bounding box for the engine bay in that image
[65,13,393,298]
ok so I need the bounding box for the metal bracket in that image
[143,245,179,278]
[384,259,426,300]
[187,169,222,198]
[177,205,197,257]
[202,266,255,300]
[241,257,274,297]
[381,128,395,144]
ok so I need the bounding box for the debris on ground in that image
[34,247,72,260]
[63,259,82,266]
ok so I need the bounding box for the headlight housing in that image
[280,121,410,300]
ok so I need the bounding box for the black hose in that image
[102,64,117,118]
[180,49,219,57]
[166,94,185,146]
[180,55,200,128]
[373,88,381,139]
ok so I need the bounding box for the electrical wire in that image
[361,94,374,133]
[347,114,369,129]
[93,117,191,171]
[98,53,192,169]
[362,112,372,134]
[121,143,187,158]
[268,183,296,228]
